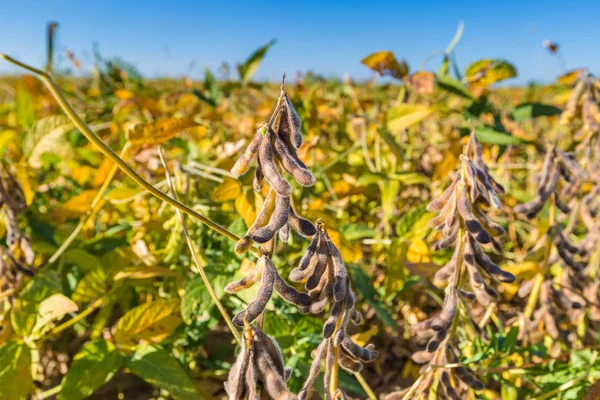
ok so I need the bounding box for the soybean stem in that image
[0,53,260,257]
[158,147,241,346]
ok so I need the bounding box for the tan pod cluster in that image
[407,133,512,397]
[225,323,297,400]
[293,221,378,400]
[231,86,316,254]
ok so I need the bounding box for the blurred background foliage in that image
[0,21,599,400]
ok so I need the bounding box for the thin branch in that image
[158,147,242,346]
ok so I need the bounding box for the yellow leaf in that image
[327,229,363,263]
[432,150,457,181]
[387,103,431,133]
[32,293,78,335]
[55,190,98,219]
[557,68,586,86]
[501,261,540,279]
[235,190,258,228]
[115,89,135,100]
[114,266,179,280]
[361,51,409,79]
[13,163,37,206]
[406,238,430,262]
[70,165,95,186]
[213,177,242,202]
[126,118,200,146]
[106,186,140,201]
[91,158,116,188]
[113,299,180,348]
[351,325,379,346]
[0,130,18,155]
[466,59,517,88]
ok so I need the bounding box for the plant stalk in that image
[158,147,242,346]
[0,53,260,257]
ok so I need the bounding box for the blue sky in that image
[1,1,599,84]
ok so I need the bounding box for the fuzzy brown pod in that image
[289,222,363,340]
[231,255,310,326]
[224,324,297,400]
[230,88,314,194]
[426,153,513,307]
[514,145,586,219]
[298,335,378,400]
[428,153,506,254]
[234,190,316,252]
[408,338,484,398]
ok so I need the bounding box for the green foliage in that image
[58,340,122,400]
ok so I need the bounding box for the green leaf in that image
[58,340,122,400]
[389,172,429,185]
[0,341,33,400]
[72,267,110,304]
[436,75,473,100]
[340,223,376,241]
[379,180,400,235]
[238,40,276,85]
[126,345,200,400]
[113,299,181,347]
[501,381,519,400]
[395,204,431,239]
[511,103,561,122]
[349,265,376,300]
[367,299,396,329]
[476,125,522,146]
[11,270,62,336]
[503,326,519,354]
[181,275,228,325]
[355,172,386,187]
[192,68,224,107]
[63,248,103,272]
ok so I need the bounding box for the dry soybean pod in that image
[325,234,348,302]
[470,237,515,283]
[339,353,363,373]
[273,134,315,187]
[233,256,276,326]
[427,177,459,212]
[235,189,277,254]
[341,337,378,362]
[283,91,303,148]
[457,185,491,244]
[299,341,327,400]
[225,338,251,399]
[225,258,264,294]
[231,129,263,178]
[431,288,457,331]
[252,195,291,244]
[274,270,311,307]
[258,129,292,196]
[288,203,317,237]
[253,157,264,192]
